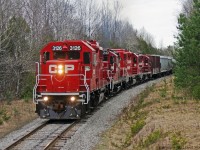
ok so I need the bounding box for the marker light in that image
[43,96,48,102]
[70,96,76,102]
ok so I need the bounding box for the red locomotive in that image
[33,40,173,119]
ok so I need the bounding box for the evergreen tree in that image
[175,0,200,99]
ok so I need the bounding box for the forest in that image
[2,0,198,100]
[0,0,167,100]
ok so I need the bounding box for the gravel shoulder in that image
[0,118,47,149]
[0,77,167,150]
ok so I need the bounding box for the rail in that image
[44,121,79,150]
[5,121,49,150]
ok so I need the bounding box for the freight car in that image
[33,40,173,119]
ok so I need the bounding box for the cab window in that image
[67,51,80,60]
[84,52,90,64]
[53,51,67,59]
[43,52,50,63]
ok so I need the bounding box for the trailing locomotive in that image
[33,40,173,119]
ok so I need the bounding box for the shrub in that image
[142,130,161,147]
[0,108,6,116]
[13,107,20,116]
[171,133,186,150]
[2,113,11,121]
[131,119,146,136]
[0,118,3,125]
[20,72,35,99]
[192,85,200,100]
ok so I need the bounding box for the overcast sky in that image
[120,0,182,48]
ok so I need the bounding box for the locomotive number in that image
[70,46,81,51]
[52,46,62,51]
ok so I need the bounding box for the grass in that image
[0,118,3,125]
[131,119,146,136]
[2,113,11,121]
[13,107,20,116]
[160,89,167,98]
[142,130,162,147]
[0,99,37,138]
[95,76,200,150]
[171,133,187,150]
[162,104,171,109]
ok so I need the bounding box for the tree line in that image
[175,0,200,99]
[0,0,163,100]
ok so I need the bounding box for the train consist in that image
[33,40,173,119]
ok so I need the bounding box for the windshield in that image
[53,51,80,60]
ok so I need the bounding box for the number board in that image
[69,46,81,51]
[52,46,62,51]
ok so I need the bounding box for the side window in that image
[84,52,90,64]
[103,55,108,61]
[110,56,114,64]
[43,52,50,64]
[139,56,143,62]
[99,50,103,58]
[124,54,127,60]
[145,58,148,63]
[133,58,137,63]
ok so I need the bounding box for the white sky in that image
[121,0,182,48]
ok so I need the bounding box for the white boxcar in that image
[160,56,173,73]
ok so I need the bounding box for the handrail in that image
[33,72,90,105]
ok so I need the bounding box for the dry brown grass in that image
[0,99,37,138]
[95,77,200,150]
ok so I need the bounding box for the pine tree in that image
[175,0,200,99]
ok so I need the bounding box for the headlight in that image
[70,96,76,102]
[58,65,63,69]
[43,96,48,102]
[58,65,64,74]
[58,69,64,74]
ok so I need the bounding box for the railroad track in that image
[5,120,79,150]
[44,121,79,150]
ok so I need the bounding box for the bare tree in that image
[181,0,193,17]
